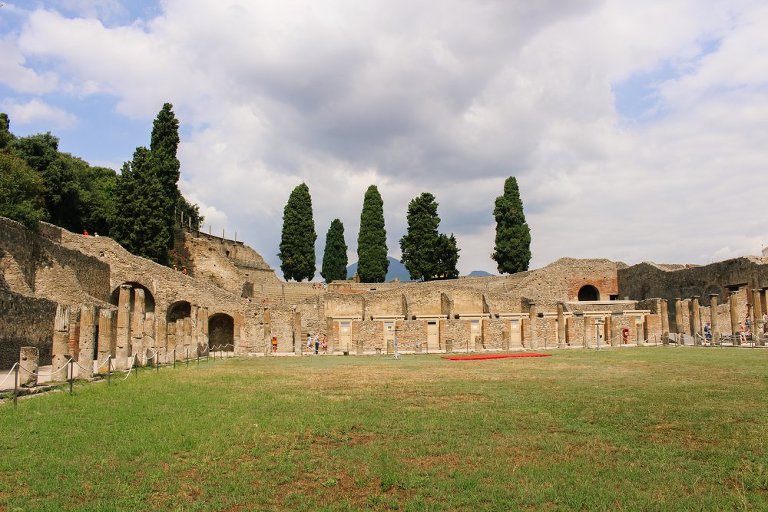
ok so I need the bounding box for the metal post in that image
[197,352,200,366]
[107,356,112,386]
[13,365,19,408]
[186,349,189,368]
[69,359,74,396]
[134,355,138,378]
[173,349,176,368]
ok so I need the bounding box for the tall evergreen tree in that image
[435,233,460,280]
[112,147,170,265]
[278,183,317,281]
[321,218,348,283]
[399,192,457,281]
[148,103,187,238]
[357,185,388,282]
[491,177,531,274]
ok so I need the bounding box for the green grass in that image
[1,348,767,511]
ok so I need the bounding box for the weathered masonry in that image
[2,215,767,376]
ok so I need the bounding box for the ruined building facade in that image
[1,216,765,374]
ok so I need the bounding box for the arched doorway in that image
[208,313,234,351]
[578,285,600,301]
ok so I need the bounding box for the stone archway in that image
[110,282,156,312]
[208,313,234,351]
[578,285,600,301]
[167,301,191,323]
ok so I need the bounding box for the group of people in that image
[701,311,767,344]
[306,333,328,355]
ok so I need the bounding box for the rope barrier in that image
[0,363,19,388]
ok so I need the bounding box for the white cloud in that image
[4,0,768,276]
[1,98,77,128]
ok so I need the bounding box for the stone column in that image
[199,307,209,353]
[97,309,115,373]
[190,305,199,355]
[68,317,80,362]
[660,299,669,341]
[557,303,566,348]
[293,310,302,355]
[636,318,644,346]
[729,290,739,344]
[528,301,537,350]
[234,312,243,354]
[115,284,132,369]
[130,288,146,365]
[753,289,763,345]
[709,294,719,342]
[183,317,192,360]
[52,304,70,382]
[674,298,684,337]
[691,296,701,344]
[609,312,620,347]
[144,312,156,366]
[175,318,185,361]
[582,314,591,348]
[19,347,39,387]
[263,307,272,355]
[77,304,96,380]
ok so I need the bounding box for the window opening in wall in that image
[609,294,618,301]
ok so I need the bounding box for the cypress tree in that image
[321,218,348,283]
[491,176,531,274]
[357,185,388,282]
[400,192,440,281]
[435,233,460,280]
[278,183,317,281]
[149,103,184,238]
[112,147,170,265]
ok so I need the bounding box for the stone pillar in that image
[130,288,146,365]
[68,316,80,362]
[183,317,192,360]
[293,310,302,355]
[660,299,669,341]
[144,312,156,366]
[200,307,209,353]
[115,284,132,369]
[19,347,39,387]
[234,312,243,355]
[709,294,719,342]
[729,290,739,344]
[190,305,199,354]
[528,302,537,350]
[556,303,566,348]
[77,304,96,380]
[263,307,272,355]
[52,304,70,382]
[609,313,620,347]
[636,318,644,346]
[175,318,185,361]
[753,289,763,345]
[674,298,684,336]
[97,309,115,373]
[582,314,591,348]
[691,296,701,344]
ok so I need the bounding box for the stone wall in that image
[0,289,57,368]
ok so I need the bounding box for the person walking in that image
[314,334,320,355]
[271,335,278,354]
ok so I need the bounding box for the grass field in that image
[1,347,767,511]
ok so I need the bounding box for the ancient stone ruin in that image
[1,215,766,385]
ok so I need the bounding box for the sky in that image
[2,0,768,279]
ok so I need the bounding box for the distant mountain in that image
[347,256,411,282]
[467,270,494,277]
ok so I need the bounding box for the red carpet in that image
[441,353,552,361]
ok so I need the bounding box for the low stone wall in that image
[0,289,57,368]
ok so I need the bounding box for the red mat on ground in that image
[441,353,552,361]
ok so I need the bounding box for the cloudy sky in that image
[2,0,768,278]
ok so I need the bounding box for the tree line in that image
[0,104,200,267]
[279,177,531,283]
